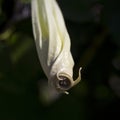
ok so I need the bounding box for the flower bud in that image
[31,0,81,94]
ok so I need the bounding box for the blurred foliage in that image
[0,0,120,120]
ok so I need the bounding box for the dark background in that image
[0,0,120,120]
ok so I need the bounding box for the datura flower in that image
[31,0,81,94]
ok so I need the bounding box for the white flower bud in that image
[31,0,81,94]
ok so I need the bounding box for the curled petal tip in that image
[80,67,82,71]
[64,91,69,95]
[73,67,82,86]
